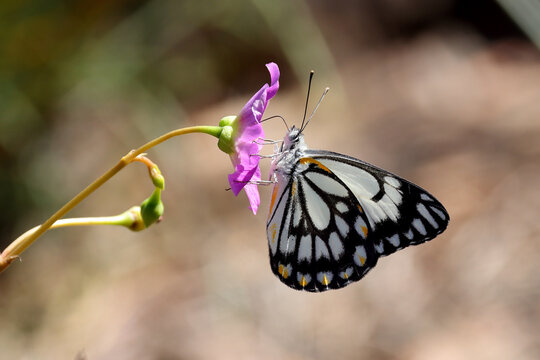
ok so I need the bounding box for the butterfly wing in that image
[306,150,449,257]
[266,149,449,292]
[266,159,379,292]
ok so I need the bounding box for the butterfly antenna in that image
[301,87,330,132]
[300,70,315,131]
[260,115,290,131]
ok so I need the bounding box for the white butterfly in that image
[266,125,449,292]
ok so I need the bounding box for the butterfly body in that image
[266,127,449,292]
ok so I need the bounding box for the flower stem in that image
[0,125,222,273]
[0,208,142,267]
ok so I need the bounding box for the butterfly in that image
[266,122,449,292]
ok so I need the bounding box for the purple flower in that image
[218,63,280,214]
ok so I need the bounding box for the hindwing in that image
[267,159,378,292]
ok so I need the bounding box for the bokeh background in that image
[1,1,539,359]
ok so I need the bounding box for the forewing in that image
[266,162,378,292]
[308,150,449,257]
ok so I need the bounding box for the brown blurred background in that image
[1,0,539,359]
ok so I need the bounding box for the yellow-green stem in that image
[12,214,137,241]
[0,125,222,273]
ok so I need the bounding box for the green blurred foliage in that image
[0,0,336,246]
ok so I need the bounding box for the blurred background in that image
[1,0,539,359]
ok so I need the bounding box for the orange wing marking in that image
[322,274,329,286]
[267,184,280,220]
[269,223,277,243]
[358,255,366,265]
[299,157,331,173]
[278,264,289,279]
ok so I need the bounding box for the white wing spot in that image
[328,232,344,260]
[387,234,400,247]
[374,242,384,254]
[379,195,400,222]
[293,198,302,227]
[302,180,331,230]
[297,273,311,287]
[340,267,354,280]
[404,229,414,239]
[384,183,402,205]
[280,205,292,239]
[361,201,387,228]
[417,203,438,229]
[421,193,433,201]
[335,202,348,213]
[278,208,293,254]
[317,271,333,286]
[315,236,330,260]
[335,215,350,237]
[412,218,427,235]
[279,235,296,255]
[430,206,447,221]
[385,176,400,188]
[354,217,368,239]
[298,235,312,262]
[354,245,367,267]
[305,172,349,197]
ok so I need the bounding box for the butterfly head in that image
[281,125,307,153]
[270,125,307,177]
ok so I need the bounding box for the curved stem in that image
[0,210,141,268]
[14,213,137,241]
[0,125,222,273]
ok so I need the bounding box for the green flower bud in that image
[217,116,237,154]
[125,206,146,232]
[150,165,165,190]
[140,188,164,228]
[219,115,236,127]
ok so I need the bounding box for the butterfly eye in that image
[288,127,300,140]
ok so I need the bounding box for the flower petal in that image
[228,142,260,193]
[265,62,280,99]
[243,183,261,214]
[228,164,256,195]
[237,86,268,139]
[226,62,280,214]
